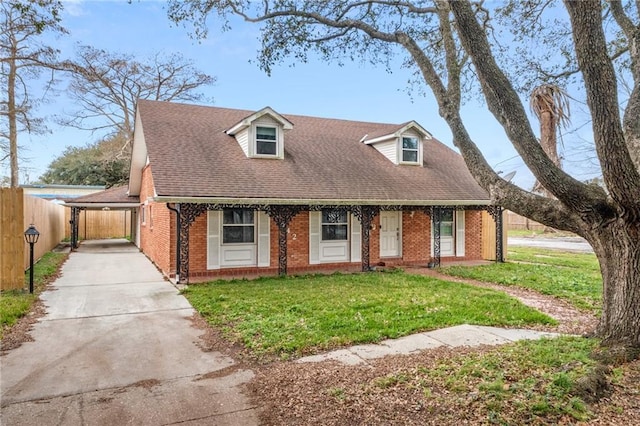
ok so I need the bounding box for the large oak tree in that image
[168,0,640,351]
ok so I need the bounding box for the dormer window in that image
[256,126,277,155]
[362,121,431,166]
[402,137,419,163]
[226,106,293,159]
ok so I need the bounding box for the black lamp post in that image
[24,224,40,294]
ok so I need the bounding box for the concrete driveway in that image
[1,239,258,426]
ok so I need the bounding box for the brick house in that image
[118,100,504,283]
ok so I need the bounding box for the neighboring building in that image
[21,184,105,204]
[114,100,504,283]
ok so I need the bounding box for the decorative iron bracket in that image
[487,205,504,262]
[430,206,442,267]
[265,205,304,276]
[349,206,379,272]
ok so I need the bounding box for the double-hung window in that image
[402,136,419,163]
[256,126,277,155]
[439,209,454,237]
[321,209,348,241]
[222,209,255,244]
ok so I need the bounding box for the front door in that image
[438,209,455,256]
[380,211,401,257]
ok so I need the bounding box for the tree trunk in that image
[589,221,640,349]
[8,40,18,188]
[539,110,560,166]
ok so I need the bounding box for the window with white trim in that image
[256,126,277,155]
[222,209,255,244]
[321,209,348,241]
[401,136,419,163]
[439,209,454,237]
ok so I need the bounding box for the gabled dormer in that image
[225,107,294,159]
[361,121,432,166]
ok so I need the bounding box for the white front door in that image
[437,209,455,256]
[380,211,401,257]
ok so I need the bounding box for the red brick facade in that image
[139,166,486,280]
[139,165,174,276]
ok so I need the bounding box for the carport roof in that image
[63,185,140,209]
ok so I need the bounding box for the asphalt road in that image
[508,236,594,253]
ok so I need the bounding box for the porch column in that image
[265,205,303,276]
[70,207,81,251]
[431,206,442,267]
[488,205,505,263]
[176,203,209,283]
[352,206,378,272]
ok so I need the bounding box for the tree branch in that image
[448,0,613,222]
[564,0,640,212]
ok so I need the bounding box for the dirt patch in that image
[195,364,245,381]
[189,312,250,359]
[128,379,161,390]
[248,346,640,425]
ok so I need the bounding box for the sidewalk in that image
[297,324,560,365]
[1,239,258,426]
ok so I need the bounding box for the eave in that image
[225,106,294,136]
[154,196,491,207]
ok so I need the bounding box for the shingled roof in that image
[131,100,489,205]
[64,185,139,208]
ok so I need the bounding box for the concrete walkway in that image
[0,239,257,426]
[297,324,560,366]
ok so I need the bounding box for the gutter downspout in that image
[166,203,181,284]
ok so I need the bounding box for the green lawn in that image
[442,247,602,313]
[185,271,555,359]
[508,229,577,238]
[508,246,599,270]
[0,252,67,339]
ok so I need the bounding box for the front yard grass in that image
[184,271,555,359]
[366,336,604,423]
[442,247,602,313]
[0,252,67,339]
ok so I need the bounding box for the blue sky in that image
[13,0,600,188]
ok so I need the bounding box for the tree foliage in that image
[168,1,640,349]
[0,0,66,187]
[40,132,130,188]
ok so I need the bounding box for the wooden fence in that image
[1,188,25,290]
[506,211,546,231]
[481,210,508,261]
[1,188,66,290]
[64,209,131,240]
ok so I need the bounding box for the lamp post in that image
[24,224,40,294]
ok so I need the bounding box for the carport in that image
[63,186,140,250]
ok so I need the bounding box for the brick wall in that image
[465,210,483,260]
[146,205,486,281]
[189,213,208,274]
[401,210,431,263]
[139,165,173,276]
[287,211,309,267]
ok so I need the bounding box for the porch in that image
[166,203,505,284]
